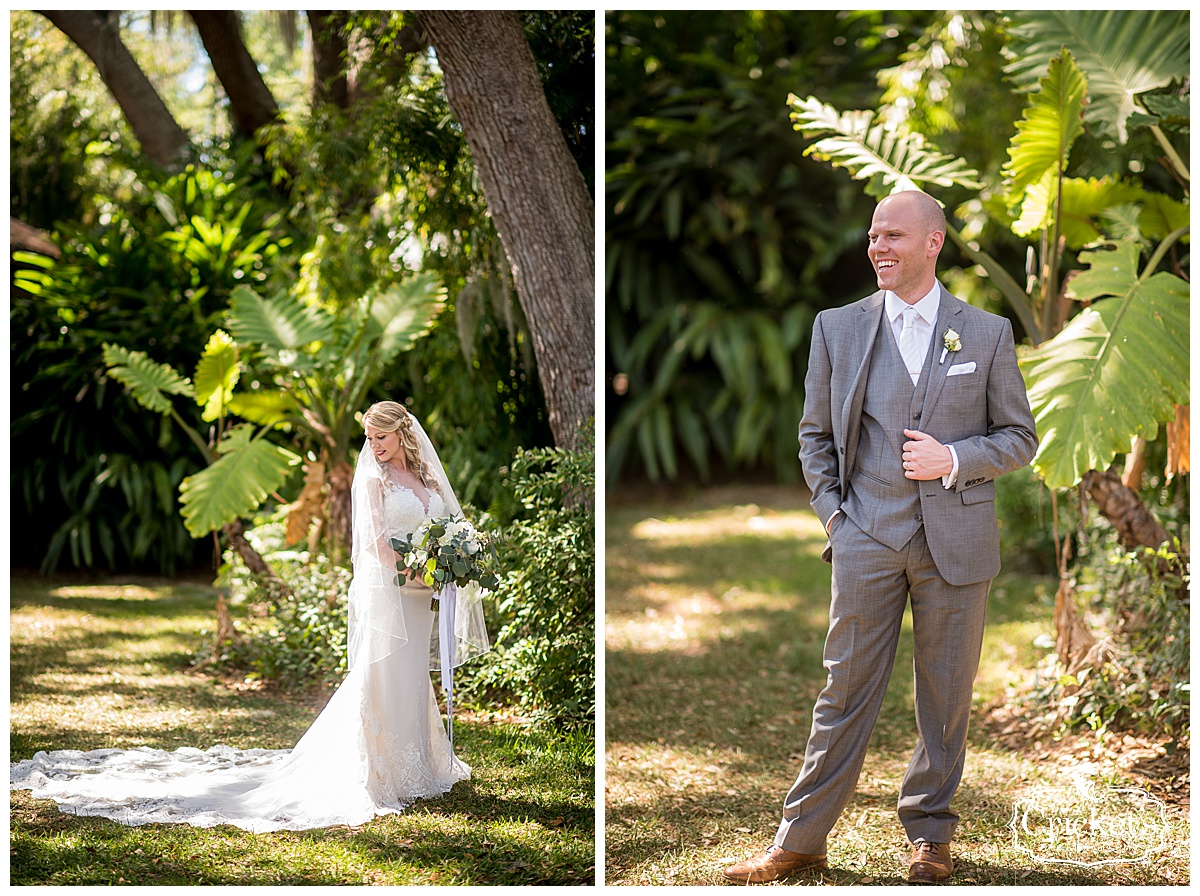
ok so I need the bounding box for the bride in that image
[10,401,491,832]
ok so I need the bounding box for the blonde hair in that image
[362,401,441,495]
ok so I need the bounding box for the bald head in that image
[876,190,946,241]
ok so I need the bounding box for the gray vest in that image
[842,311,937,550]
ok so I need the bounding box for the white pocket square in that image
[947,361,976,376]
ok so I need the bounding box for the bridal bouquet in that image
[392,516,501,596]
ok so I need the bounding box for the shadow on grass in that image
[604,489,1082,884]
[11,573,595,885]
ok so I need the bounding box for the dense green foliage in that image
[605,11,942,486]
[10,11,588,574]
[462,430,596,729]
[12,163,295,572]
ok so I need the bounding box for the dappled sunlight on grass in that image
[49,584,173,601]
[629,505,827,545]
[605,487,1188,886]
[607,489,835,660]
[11,573,594,884]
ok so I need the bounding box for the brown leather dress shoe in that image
[723,845,827,884]
[907,840,953,884]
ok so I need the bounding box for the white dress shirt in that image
[885,285,940,383]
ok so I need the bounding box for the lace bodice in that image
[383,482,445,540]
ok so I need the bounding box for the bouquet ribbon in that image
[438,583,457,752]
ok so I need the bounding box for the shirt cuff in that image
[941,445,959,489]
[825,509,841,533]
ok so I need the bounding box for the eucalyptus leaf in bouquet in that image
[391,515,501,594]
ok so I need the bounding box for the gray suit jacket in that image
[799,285,1038,586]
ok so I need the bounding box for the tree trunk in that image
[1081,467,1172,552]
[223,519,289,597]
[307,11,350,109]
[189,11,280,138]
[11,217,60,258]
[418,11,595,450]
[38,10,189,168]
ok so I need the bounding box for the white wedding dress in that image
[11,460,488,833]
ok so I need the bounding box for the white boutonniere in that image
[939,328,961,364]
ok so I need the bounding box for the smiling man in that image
[723,190,1038,885]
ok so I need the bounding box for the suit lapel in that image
[839,291,885,493]
[918,285,965,424]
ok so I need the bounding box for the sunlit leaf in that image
[1019,241,1189,488]
[178,425,300,538]
[1003,49,1086,204]
[193,329,240,422]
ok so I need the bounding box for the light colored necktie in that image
[898,305,921,383]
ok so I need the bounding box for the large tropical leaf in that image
[361,273,447,371]
[102,343,194,415]
[1019,241,1189,489]
[228,285,335,351]
[1055,177,1145,249]
[1138,193,1191,243]
[227,391,299,427]
[788,95,983,196]
[1004,10,1190,144]
[1004,49,1087,231]
[178,424,300,538]
[193,329,240,422]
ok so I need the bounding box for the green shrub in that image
[459,427,596,730]
[212,520,352,688]
[1033,539,1189,740]
[11,160,296,574]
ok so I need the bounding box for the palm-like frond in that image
[788,95,983,196]
[1004,10,1190,143]
[362,274,447,372]
[228,285,335,351]
[102,343,194,415]
[1019,241,1189,489]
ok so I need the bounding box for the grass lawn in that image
[10,572,594,886]
[604,484,1188,886]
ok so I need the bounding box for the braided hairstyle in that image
[362,401,442,496]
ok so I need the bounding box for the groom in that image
[724,191,1038,884]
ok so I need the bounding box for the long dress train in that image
[10,475,481,833]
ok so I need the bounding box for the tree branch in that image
[38,10,190,168]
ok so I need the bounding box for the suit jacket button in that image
[913,413,920,420]
[916,514,923,522]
